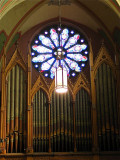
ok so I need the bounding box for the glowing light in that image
[55,66,68,93]
[72,73,75,76]
[80,39,84,43]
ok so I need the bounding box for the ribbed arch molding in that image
[6,64,27,153]
[75,88,92,151]
[50,91,74,152]
[96,63,119,151]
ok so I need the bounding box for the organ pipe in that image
[6,72,10,153]
[19,69,23,152]
[15,65,19,152]
[75,89,92,151]
[96,63,119,151]
[33,89,49,152]
[10,67,15,153]
[6,65,26,153]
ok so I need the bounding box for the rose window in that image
[31,25,89,79]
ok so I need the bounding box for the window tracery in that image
[31,25,89,79]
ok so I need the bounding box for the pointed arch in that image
[31,74,49,102]
[93,44,116,78]
[73,73,90,100]
[5,48,27,77]
[32,87,49,152]
[75,87,92,151]
[6,64,27,153]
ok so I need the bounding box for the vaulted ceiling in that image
[0,0,120,50]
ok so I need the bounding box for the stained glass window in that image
[31,25,89,78]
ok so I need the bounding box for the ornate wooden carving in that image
[31,75,49,102]
[72,73,90,100]
[5,48,27,76]
[94,43,116,78]
[0,45,6,154]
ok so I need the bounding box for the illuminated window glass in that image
[31,25,89,78]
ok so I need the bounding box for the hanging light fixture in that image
[55,0,68,93]
[55,66,68,93]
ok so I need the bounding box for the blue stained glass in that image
[67,44,87,52]
[60,60,70,73]
[32,45,52,53]
[35,64,38,68]
[39,35,55,49]
[45,31,48,34]
[31,26,89,78]
[80,39,84,43]
[64,34,80,49]
[60,28,69,46]
[31,52,35,56]
[75,66,81,72]
[65,58,80,71]
[71,31,74,34]
[44,73,48,77]
[67,54,87,61]
[32,54,52,63]
[81,63,85,67]
[50,60,59,75]
[50,28,59,47]
[72,73,76,76]
[84,51,88,54]
[50,73,54,79]
[41,58,55,70]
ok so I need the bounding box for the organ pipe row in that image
[75,89,92,151]
[50,91,74,152]
[33,89,49,152]
[96,63,119,151]
[4,62,119,153]
[6,65,26,153]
